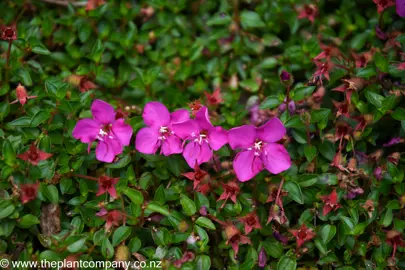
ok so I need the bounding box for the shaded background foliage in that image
[1,0,405,269]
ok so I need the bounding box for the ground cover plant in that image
[1,0,405,269]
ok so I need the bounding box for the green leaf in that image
[122,188,144,205]
[32,44,51,55]
[340,216,355,232]
[260,96,282,109]
[31,111,51,127]
[304,145,317,162]
[180,194,197,216]
[321,224,336,244]
[146,202,171,216]
[39,250,62,262]
[101,238,114,259]
[381,208,393,227]
[67,237,87,253]
[16,68,33,86]
[196,255,211,270]
[318,140,335,161]
[112,226,131,246]
[106,155,131,168]
[240,79,259,92]
[284,181,304,204]
[356,66,376,78]
[277,255,297,270]
[297,174,318,187]
[195,217,216,230]
[2,139,15,166]
[0,201,15,219]
[261,241,283,258]
[374,52,388,72]
[206,13,231,26]
[18,214,40,228]
[260,57,278,69]
[392,107,405,121]
[365,91,384,108]
[90,39,104,63]
[350,32,369,50]
[291,86,316,101]
[44,185,59,204]
[240,11,265,29]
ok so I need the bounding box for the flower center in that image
[248,140,264,156]
[25,187,36,197]
[97,124,113,141]
[29,151,39,161]
[193,130,209,144]
[298,230,307,239]
[158,126,173,140]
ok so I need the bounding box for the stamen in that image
[159,126,168,133]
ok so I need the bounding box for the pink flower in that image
[397,0,405,17]
[228,118,291,182]
[320,189,340,216]
[1,25,17,41]
[217,181,240,208]
[172,107,228,167]
[96,176,119,198]
[135,102,189,156]
[72,99,133,163]
[20,182,39,204]
[10,84,37,106]
[289,223,316,249]
[383,137,402,147]
[97,209,123,231]
[204,88,224,105]
[297,4,318,23]
[17,143,52,166]
[239,212,261,234]
[373,0,395,13]
[374,167,383,180]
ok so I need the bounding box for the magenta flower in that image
[135,102,189,156]
[398,0,405,17]
[172,106,228,167]
[72,99,133,163]
[228,118,291,182]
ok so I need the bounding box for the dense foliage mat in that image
[1,0,405,269]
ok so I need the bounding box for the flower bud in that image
[258,248,267,268]
[280,70,293,86]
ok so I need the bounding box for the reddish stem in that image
[71,174,98,181]
[275,178,285,207]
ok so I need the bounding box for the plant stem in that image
[71,174,98,181]
[5,40,12,83]
[275,178,285,207]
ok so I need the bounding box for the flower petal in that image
[72,118,100,143]
[195,106,213,131]
[197,141,212,165]
[161,135,183,156]
[172,120,199,140]
[135,127,160,154]
[257,118,286,143]
[171,109,190,124]
[96,138,123,163]
[228,125,256,150]
[112,119,133,146]
[142,101,170,128]
[233,150,263,182]
[91,99,116,125]
[262,143,291,174]
[209,126,228,151]
[183,142,201,168]
[397,0,405,17]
